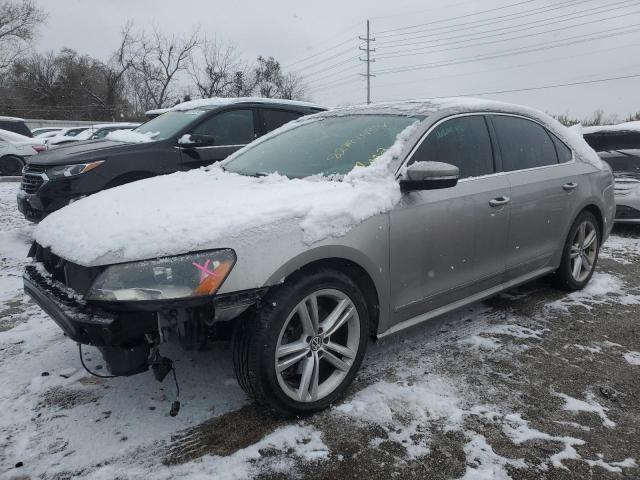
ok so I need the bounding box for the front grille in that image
[31,243,99,295]
[616,205,640,220]
[25,264,80,308]
[21,164,48,193]
[21,173,44,193]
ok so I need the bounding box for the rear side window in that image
[411,115,494,179]
[262,109,302,133]
[551,134,572,163]
[492,115,558,171]
[0,120,31,137]
[191,109,255,146]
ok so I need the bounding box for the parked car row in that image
[0,120,143,177]
[17,98,324,221]
[20,97,616,415]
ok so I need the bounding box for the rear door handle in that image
[562,182,578,191]
[489,196,510,207]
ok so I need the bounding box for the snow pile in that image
[555,392,615,428]
[34,122,418,266]
[462,433,526,479]
[336,376,466,458]
[106,129,159,143]
[624,351,640,365]
[585,455,637,473]
[583,121,640,135]
[600,235,640,264]
[546,272,626,311]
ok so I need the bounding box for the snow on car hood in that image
[34,122,418,267]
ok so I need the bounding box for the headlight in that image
[86,250,236,302]
[47,161,104,179]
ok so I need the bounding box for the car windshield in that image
[134,110,204,141]
[225,114,421,178]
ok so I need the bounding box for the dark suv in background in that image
[17,98,325,221]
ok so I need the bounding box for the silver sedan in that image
[26,99,616,416]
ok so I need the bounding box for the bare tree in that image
[0,0,46,71]
[189,37,247,98]
[252,56,306,100]
[130,25,200,109]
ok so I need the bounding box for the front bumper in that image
[23,264,156,347]
[614,196,640,224]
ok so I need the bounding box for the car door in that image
[178,108,257,170]
[489,114,579,280]
[258,108,304,137]
[389,114,511,325]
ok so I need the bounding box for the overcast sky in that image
[33,0,640,119]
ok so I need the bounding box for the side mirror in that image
[399,161,459,192]
[178,133,214,147]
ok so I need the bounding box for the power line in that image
[376,6,640,60]
[373,0,542,35]
[456,72,640,97]
[298,56,360,81]
[372,41,640,90]
[304,63,362,86]
[290,44,358,74]
[375,0,637,50]
[374,24,640,76]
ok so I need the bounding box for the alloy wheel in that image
[570,220,598,282]
[274,289,360,403]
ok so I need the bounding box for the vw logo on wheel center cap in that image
[310,336,323,351]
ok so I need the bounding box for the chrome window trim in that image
[175,144,247,150]
[397,111,576,183]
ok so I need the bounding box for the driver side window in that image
[191,109,255,146]
[411,115,495,179]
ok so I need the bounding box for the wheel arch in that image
[264,247,386,338]
[104,171,156,189]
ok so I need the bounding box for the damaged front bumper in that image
[23,262,265,376]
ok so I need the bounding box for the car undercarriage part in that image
[78,337,182,416]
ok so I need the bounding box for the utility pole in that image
[359,19,375,104]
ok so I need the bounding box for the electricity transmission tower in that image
[359,19,376,104]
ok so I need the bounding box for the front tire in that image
[232,268,369,416]
[553,210,601,291]
[0,155,24,176]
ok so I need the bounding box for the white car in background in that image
[47,123,141,148]
[0,129,46,176]
[32,127,65,137]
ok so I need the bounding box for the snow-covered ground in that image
[1,181,639,479]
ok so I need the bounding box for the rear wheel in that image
[0,155,24,176]
[232,269,369,416]
[553,211,600,291]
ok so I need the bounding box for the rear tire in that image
[553,210,601,291]
[0,155,24,176]
[232,268,369,416]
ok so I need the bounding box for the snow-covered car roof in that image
[169,97,325,112]
[582,121,640,135]
[0,115,25,122]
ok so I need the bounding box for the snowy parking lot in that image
[1,180,639,479]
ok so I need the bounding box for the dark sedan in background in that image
[17,98,325,222]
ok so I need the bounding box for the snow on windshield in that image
[34,122,419,266]
[106,129,159,143]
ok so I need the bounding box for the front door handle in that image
[489,196,510,207]
[563,182,578,191]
